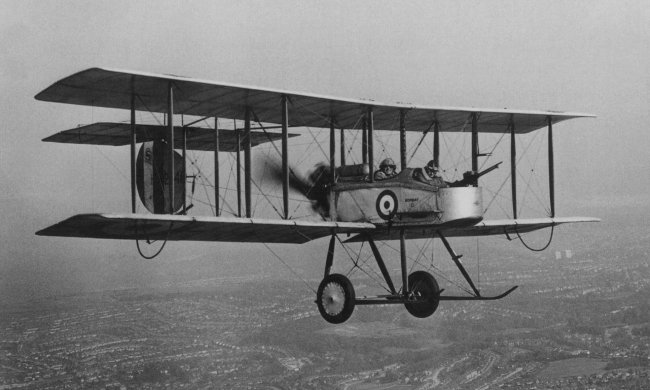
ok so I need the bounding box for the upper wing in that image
[345,217,600,242]
[36,213,375,244]
[35,67,595,133]
[43,122,298,152]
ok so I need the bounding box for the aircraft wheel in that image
[316,274,356,324]
[404,271,440,318]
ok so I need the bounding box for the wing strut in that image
[236,127,242,217]
[510,115,517,218]
[399,110,407,170]
[548,115,555,217]
[214,116,220,216]
[281,95,289,219]
[433,113,440,167]
[367,107,375,183]
[244,107,252,218]
[130,78,137,213]
[167,82,175,215]
[472,112,479,175]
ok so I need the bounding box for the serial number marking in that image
[404,198,419,202]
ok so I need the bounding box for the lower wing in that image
[36,213,375,244]
[36,214,598,244]
[345,217,600,242]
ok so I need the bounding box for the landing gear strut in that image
[315,230,517,323]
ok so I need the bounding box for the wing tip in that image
[34,67,110,102]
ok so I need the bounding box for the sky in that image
[1,0,648,301]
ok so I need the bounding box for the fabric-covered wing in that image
[345,217,600,242]
[35,68,594,134]
[42,122,297,152]
[36,214,375,244]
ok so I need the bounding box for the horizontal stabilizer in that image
[36,213,375,244]
[43,122,298,152]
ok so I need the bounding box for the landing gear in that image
[316,273,356,324]
[315,231,517,324]
[404,271,440,318]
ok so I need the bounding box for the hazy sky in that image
[1,0,648,301]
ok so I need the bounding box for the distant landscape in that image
[1,202,648,389]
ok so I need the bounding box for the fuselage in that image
[331,168,483,227]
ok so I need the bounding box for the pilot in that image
[374,158,398,180]
[414,160,448,189]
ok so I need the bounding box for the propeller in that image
[268,161,332,218]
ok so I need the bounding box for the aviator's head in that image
[379,158,396,174]
[425,160,439,177]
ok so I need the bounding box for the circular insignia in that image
[376,190,398,220]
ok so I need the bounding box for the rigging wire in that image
[483,177,514,217]
[250,175,284,218]
[92,146,129,181]
[343,115,364,165]
[478,131,507,171]
[516,129,551,217]
[406,119,436,165]
[186,152,237,216]
[373,113,399,163]
[338,239,392,293]
[381,239,473,295]
[261,242,317,294]
[520,131,552,216]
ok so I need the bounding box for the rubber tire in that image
[316,274,356,324]
[404,271,440,318]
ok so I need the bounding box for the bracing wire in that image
[406,119,436,165]
[261,242,317,294]
[187,152,237,216]
[92,146,129,181]
[380,239,474,295]
[329,237,392,293]
[519,130,552,217]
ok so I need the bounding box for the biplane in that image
[35,68,598,323]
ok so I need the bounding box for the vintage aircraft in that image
[35,68,598,323]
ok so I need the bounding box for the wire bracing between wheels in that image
[515,224,554,252]
[261,242,317,294]
[135,221,174,259]
[337,237,392,294]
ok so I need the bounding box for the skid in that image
[439,286,518,301]
[355,285,517,306]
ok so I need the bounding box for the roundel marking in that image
[376,190,398,220]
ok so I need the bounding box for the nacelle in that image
[333,172,483,226]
